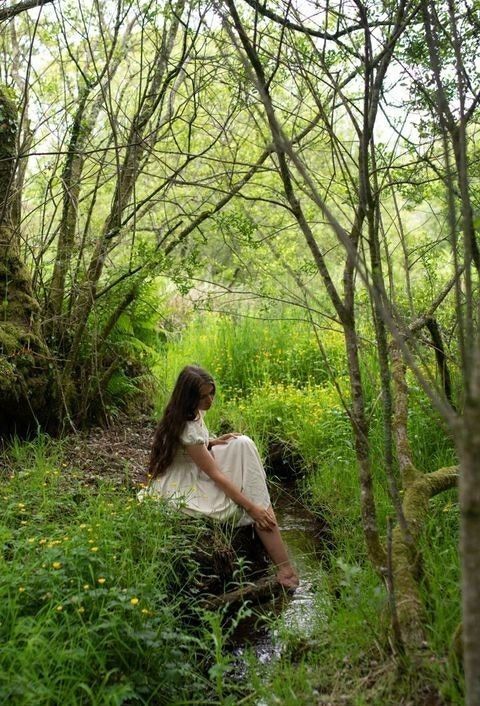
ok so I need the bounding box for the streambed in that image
[229,485,329,666]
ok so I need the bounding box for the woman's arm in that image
[185,444,276,531]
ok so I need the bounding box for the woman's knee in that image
[232,434,256,449]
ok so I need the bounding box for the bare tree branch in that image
[0,0,52,22]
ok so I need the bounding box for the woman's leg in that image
[214,438,298,588]
[255,506,299,589]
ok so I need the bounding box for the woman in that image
[142,364,298,589]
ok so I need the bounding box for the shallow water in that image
[228,485,328,666]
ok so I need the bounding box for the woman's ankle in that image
[276,565,299,586]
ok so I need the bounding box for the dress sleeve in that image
[180,420,206,446]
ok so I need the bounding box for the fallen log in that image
[199,575,285,610]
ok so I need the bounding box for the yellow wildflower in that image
[52,562,62,570]
[56,605,63,611]
[97,577,106,585]
[18,586,25,593]
[130,597,139,606]
[83,584,90,590]
[90,547,99,552]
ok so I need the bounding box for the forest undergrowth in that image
[158,313,463,705]
[0,314,463,705]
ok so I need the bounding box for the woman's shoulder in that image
[180,416,208,445]
[185,414,205,429]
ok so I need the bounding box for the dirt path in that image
[62,414,156,487]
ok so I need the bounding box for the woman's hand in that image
[186,445,276,531]
[210,433,242,446]
[247,504,277,531]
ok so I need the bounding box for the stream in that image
[228,485,329,667]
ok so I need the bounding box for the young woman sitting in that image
[141,364,299,590]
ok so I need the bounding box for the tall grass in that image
[156,314,346,397]
[0,437,237,705]
[157,313,456,530]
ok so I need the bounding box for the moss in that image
[0,86,17,128]
[0,85,17,106]
[0,88,54,433]
[0,262,52,432]
[3,289,41,321]
[15,353,36,370]
[0,253,42,336]
[0,86,17,186]
[2,255,33,288]
[0,322,24,353]
[0,357,17,392]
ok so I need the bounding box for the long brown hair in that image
[149,365,215,479]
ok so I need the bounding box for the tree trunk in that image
[0,85,52,435]
[343,319,387,572]
[458,403,480,706]
[391,340,459,648]
[46,86,91,327]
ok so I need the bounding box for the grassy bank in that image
[0,437,245,705]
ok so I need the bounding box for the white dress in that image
[139,414,271,526]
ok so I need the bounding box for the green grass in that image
[419,490,463,704]
[155,313,346,401]
[0,436,242,705]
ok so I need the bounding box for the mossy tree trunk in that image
[391,466,458,647]
[390,343,459,649]
[0,86,52,435]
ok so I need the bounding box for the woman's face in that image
[198,383,215,411]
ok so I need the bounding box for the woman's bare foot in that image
[276,567,299,590]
